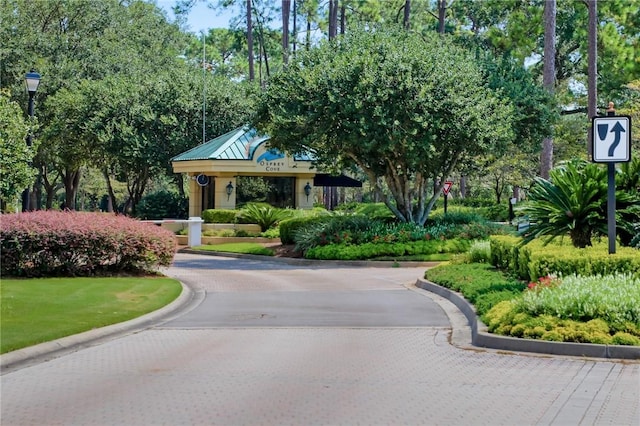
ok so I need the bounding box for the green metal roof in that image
[171,126,313,162]
[171,127,268,162]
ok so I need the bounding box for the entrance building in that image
[171,127,319,217]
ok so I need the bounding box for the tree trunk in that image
[247,0,255,81]
[587,0,598,158]
[63,168,81,210]
[41,167,59,210]
[306,16,311,50]
[282,0,290,65]
[103,168,117,214]
[404,0,411,30]
[340,4,345,34]
[292,0,297,56]
[460,175,467,198]
[437,0,446,34]
[540,0,556,179]
[34,171,43,210]
[256,17,270,82]
[328,0,338,40]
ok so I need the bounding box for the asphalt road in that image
[1,252,638,425]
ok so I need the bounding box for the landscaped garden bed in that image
[424,238,640,347]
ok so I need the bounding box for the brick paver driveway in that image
[1,252,638,425]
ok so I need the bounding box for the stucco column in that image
[296,177,315,209]
[215,176,237,210]
[188,175,203,217]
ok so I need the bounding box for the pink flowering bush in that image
[527,275,559,291]
[1,211,176,277]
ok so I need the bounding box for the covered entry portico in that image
[171,127,317,217]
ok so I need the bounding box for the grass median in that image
[1,276,182,354]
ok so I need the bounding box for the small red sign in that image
[442,181,453,196]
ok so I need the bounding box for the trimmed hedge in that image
[202,209,237,224]
[1,211,176,277]
[490,235,640,281]
[304,239,470,260]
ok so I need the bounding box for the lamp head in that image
[25,70,41,95]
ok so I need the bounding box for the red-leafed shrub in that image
[1,211,176,277]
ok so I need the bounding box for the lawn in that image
[195,242,275,256]
[1,276,182,354]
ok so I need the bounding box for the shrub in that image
[202,209,237,224]
[425,263,526,315]
[1,211,176,277]
[489,235,640,281]
[279,215,332,244]
[304,239,468,260]
[238,203,293,232]
[135,190,187,220]
[468,240,491,263]
[260,227,281,239]
[427,209,486,225]
[449,197,496,208]
[294,215,372,251]
[335,202,396,221]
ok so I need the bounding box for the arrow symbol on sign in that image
[608,122,625,156]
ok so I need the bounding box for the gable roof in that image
[171,127,267,162]
[171,126,313,162]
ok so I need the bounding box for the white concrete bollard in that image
[187,217,204,247]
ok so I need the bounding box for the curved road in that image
[1,252,638,425]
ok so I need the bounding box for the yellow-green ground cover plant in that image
[484,273,640,346]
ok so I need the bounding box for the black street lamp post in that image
[22,70,41,212]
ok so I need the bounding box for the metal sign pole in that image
[606,107,616,254]
[607,161,616,254]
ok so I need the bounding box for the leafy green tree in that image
[2,0,187,210]
[254,26,514,224]
[480,148,534,204]
[0,91,36,208]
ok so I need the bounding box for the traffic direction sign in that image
[592,116,631,163]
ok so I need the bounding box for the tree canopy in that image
[0,91,36,206]
[254,25,515,224]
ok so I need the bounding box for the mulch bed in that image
[268,244,303,258]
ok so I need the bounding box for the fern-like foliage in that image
[238,203,293,232]
[520,159,640,248]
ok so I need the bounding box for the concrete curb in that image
[0,282,195,374]
[415,278,640,360]
[179,248,440,268]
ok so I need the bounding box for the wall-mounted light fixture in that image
[226,181,234,200]
[304,182,312,201]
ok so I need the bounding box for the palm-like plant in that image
[520,160,608,248]
[239,203,293,232]
[617,158,640,247]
